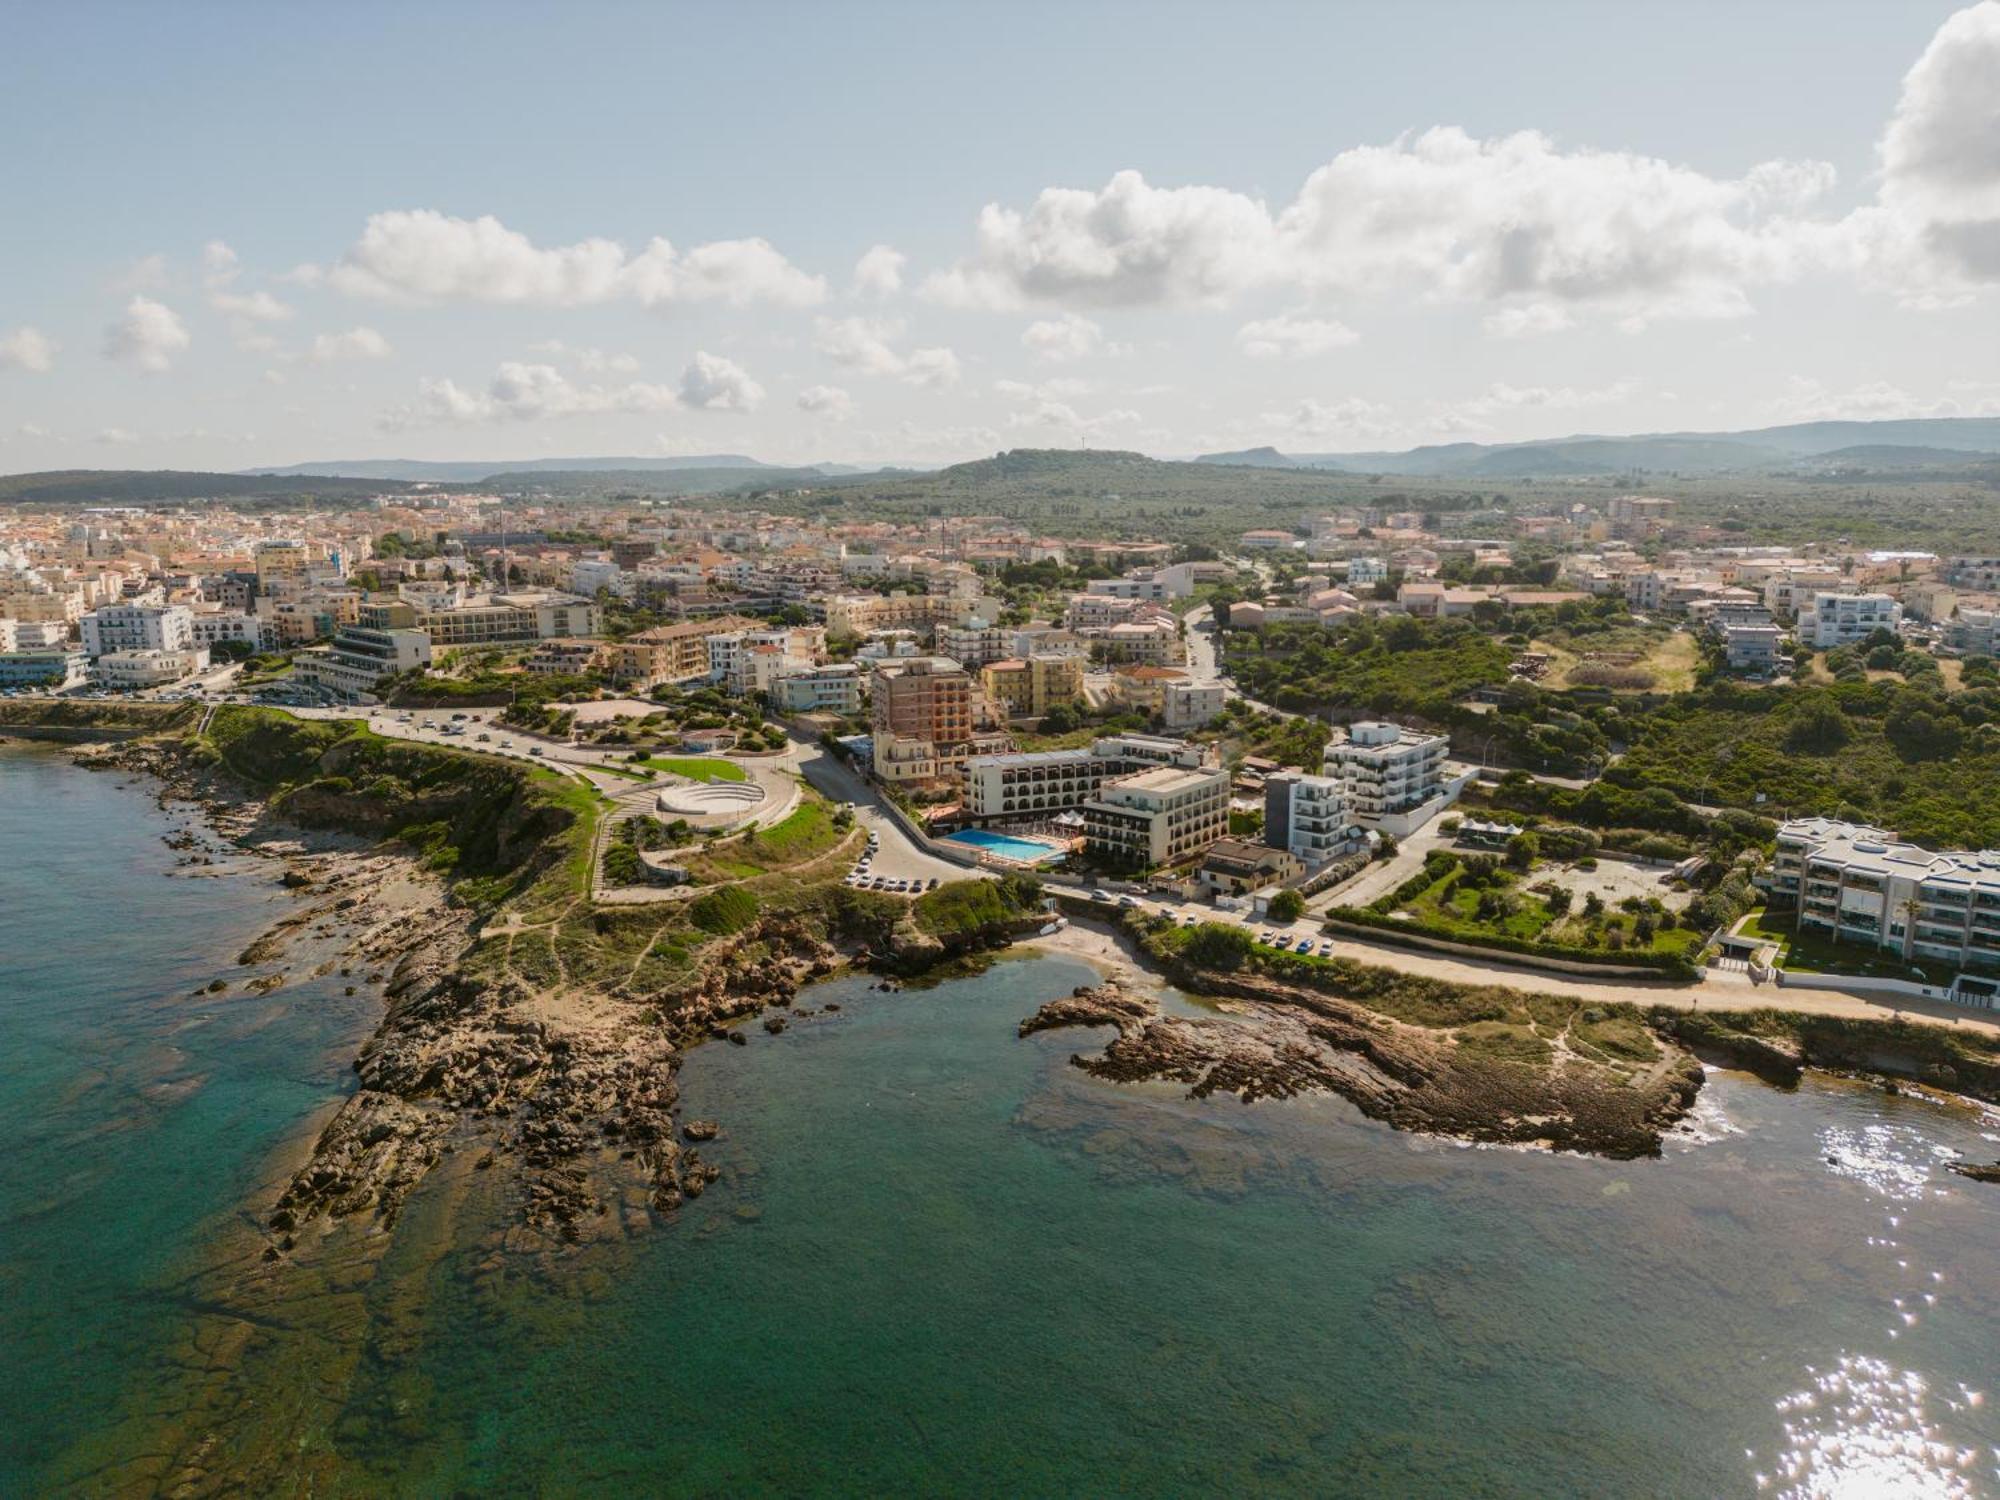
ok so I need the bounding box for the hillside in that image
[243,454,786,482]
[0,469,429,506]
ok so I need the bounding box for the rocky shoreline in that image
[1021,973,1705,1159]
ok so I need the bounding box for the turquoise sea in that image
[6,741,2000,1495]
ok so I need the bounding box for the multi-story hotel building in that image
[960,734,1211,823]
[1771,817,2000,1002]
[1081,764,1230,869]
[1263,771,1358,864]
[80,600,195,658]
[1324,721,1450,824]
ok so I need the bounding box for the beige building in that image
[609,614,760,688]
[1081,763,1229,869]
[981,654,1084,719]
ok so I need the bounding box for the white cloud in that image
[529,340,640,374]
[1235,311,1359,359]
[677,351,764,411]
[1482,302,1576,339]
[1767,376,2000,423]
[814,316,960,386]
[797,383,855,418]
[1259,396,1398,440]
[1869,1,2000,290]
[103,297,191,372]
[852,244,906,297]
[110,254,169,294]
[1452,378,1640,421]
[309,327,395,362]
[994,376,1095,403]
[95,426,141,446]
[210,288,294,323]
[381,361,683,428]
[381,351,760,426]
[1006,401,1142,440]
[327,210,826,308]
[1020,312,1109,363]
[0,327,57,372]
[925,128,1851,327]
[202,240,239,284]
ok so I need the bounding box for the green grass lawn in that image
[637,755,748,783]
[1737,907,1933,983]
[685,798,845,881]
[1393,865,1696,959]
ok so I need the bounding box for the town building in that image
[1324,721,1454,832]
[1796,592,1903,649]
[93,647,209,690]
[979,655,1084,719]
[1161,679,1226,730]
[80,600,194,658]
[1197,838,1303,897]
[1945,608,2000,658]
[960,734,1211,823]
[1722,622,1785,673]
[1081,763,1230,869]
[936,619,1011,669]
[1770,817,2000,1005]
[609,614,761,689]
[769,663,864,715]
[1263,771,1358,864]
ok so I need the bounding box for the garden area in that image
[1331,846,1712,976]
[1735,907,1938,984]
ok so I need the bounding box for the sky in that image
[2,0,1998,472]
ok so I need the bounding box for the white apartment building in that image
[1100,620,1185,666]
[1796,592,1903,649]
[1762,568,1846,619]
[1945,608,2000,658]
[1346,556,1388,587]
[190,609,265,652]
[1324,721,1452,829]
[93,646,209,689]
[1081,764,1230,868]
[570,558,629,598]
[936,620,1011,669]
[80,601,195,658]
[960,734,1211,824]
[1723,622,1785,672]
[1262,771,1358,864]
[1771,817,2000,1004]
[1161,680,1226,730]
[295,625,433,701]
[1945,557,2000,592]
[769,663,863,715]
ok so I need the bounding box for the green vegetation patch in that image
[689,884,761,935]
[639,755,749,783]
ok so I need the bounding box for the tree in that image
[1267,888,1305,922]
[1504,831,1540,870]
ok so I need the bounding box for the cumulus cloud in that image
[814,316,961,386]
[103,297,191,372]
[852,244,906,297]
[1259,396,1399,440]
[1768,375,2000,423]
[110,254,169,294]
[923,128,1855,328]
[1872,1,2000,288]
[677,351,764,411]
[1482,302,1576,339]
[381,361,683,428]
[1235,311,1359,359]
[381,351,760,427]
[327,210,826,308]
[528,340,640,374]
[210,288,294,323]
[95,426,141,446]
[1020,312,1107,362]
[0,326,57,372]
[797,383,855,418]
[309,327,394,362]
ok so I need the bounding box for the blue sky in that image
[3,0,1997,470]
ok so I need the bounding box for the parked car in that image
[926,877,940,891]
[1090,889,1114,904]
[1118,895,1142,910]
[529,747,544,757]
[1294,937,1315,954]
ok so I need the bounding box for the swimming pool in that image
[941,828,1067,864]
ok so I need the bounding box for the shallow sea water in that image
[6,746,2000,1496]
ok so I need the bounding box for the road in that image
[792,737,971,884]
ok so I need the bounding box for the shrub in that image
[1267,888,1306,922]
[689,884,760,935]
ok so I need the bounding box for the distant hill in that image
[1299,417,2000,477]
[1195,446,1322,469]
[0,469,427,506]
[483,466,846,497]
[243,454,784,483]
[1784,444,1991,469]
